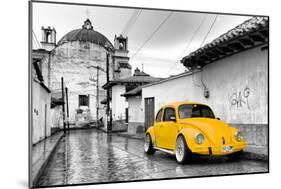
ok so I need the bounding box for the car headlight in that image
[195,133,204,144]
[235,131,244,142]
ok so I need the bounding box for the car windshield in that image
[178,104,215,119]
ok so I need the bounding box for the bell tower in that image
[113,34,132,79]
[114,34,128,51]
[41,26,56,51]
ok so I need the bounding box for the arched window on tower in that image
[46,32,51,43]
[119,42,124,50]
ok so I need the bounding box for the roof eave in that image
[121,91,142,98]
[181,17,269,69]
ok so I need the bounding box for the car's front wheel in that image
[227,151,242,161]
[175,135,192,164]
[144,133,156,154]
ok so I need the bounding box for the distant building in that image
[35,18,133,131]
[126,17,269,150]
[47,19,116,128]
[103,68,161,131]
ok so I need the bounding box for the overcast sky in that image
[32,2,252,78]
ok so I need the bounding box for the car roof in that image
[162,101,208,109]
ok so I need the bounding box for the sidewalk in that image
[31,131,64,186]
[242,144,268,162]
[113,131,268,162]
[113,131,144,140]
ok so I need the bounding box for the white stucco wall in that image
[32,81,52,144]
[142,46,268,125]
[127,96,143,123]
[50,106,62,128]
[112,85,127,120]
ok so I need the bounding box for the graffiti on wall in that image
[230,86,251,109]
[34,108,39,116]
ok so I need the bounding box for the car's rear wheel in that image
[144,133,156,154]
[176,135,192,164]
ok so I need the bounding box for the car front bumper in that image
[190,143,247,155]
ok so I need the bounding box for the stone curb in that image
[113,133,268,162]
[32,133,64,187]
[113,132,144,140]
[241,151,268,162]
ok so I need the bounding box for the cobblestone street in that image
[37,129,268,187]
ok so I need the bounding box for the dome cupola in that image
[57,18,114,50]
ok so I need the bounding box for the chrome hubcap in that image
[176,137,184,161]
[144,135,150,152]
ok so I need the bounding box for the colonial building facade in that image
[33,18,133,132]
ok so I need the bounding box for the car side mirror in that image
[169,115,176,122]
[216,117,220,120]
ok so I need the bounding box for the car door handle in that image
[160,125,163,128]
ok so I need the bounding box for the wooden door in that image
[144,97,155,131]
[125,108,128,123]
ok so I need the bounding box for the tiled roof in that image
[121,85,143,97]
[181,16,269,68]
[102,75,161,89]
[33,61,44,82]
[117,75,160,83]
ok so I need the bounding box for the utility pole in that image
[65,87,70,130]
[87,65,105,128]
[61,77,66,134]
[96,66,99,127]
[106,53,111,132]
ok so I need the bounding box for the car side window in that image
[155,108,163,122]
[163,107,176,121]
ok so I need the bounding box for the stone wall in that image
[112,120,128,132]
[128,122,145,134]
[232,124,268,147]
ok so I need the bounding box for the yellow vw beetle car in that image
[144,102,247,164]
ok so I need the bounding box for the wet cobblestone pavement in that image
[37,129,268,187]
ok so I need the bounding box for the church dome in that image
[57,19,114,49]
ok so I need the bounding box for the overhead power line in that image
[130,11,174,61]
[199,14,219,48]
[121,9,142,36]
[121,10,138,35]
[166,15,207,76]
[126,10,142,36]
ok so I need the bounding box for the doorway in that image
[144,97,155,131]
